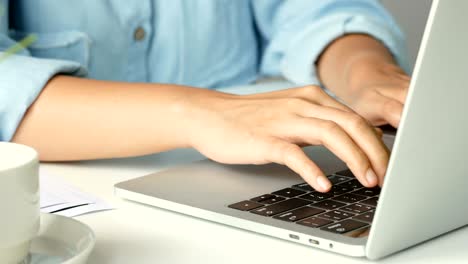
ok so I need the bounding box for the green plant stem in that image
[0,34,37,63]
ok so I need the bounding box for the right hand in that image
[183,85,389,192]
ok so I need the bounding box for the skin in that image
[317,34,411,127]
[12,34,410,193]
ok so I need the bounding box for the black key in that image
[272,188,306,198]
[251,194,276,203]
[298,192,333,202]
[321,219,369,234]
[330,185,353,196]
[250,198,311,216]
[228,201,263,211]
[297,217,333,228]
[327,175,351,185]
[261,196,286,204]
[353,210,375,223]
[318,210,356,221]
[337,179,363,189]
[312,200,346,210]
[340,203,374,214]
[332,193,367,203]
[352,188,381,197]
[273,206,324,222]
[334,169,355,178]
[292,183,314,192]
[361,197,379,207]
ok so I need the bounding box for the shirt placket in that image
[125,0,152,82]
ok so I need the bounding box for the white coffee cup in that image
[0,142,40,264]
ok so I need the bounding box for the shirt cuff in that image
[0,54,87,141]
[281,14,410,86]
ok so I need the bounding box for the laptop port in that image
[289,234,300,240]
[309,239,320,245]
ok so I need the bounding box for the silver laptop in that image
[115,0,468,259]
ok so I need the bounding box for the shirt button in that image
[134,27,146,41]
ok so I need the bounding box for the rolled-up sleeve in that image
[252,0,410,86]
[0,0,86,141]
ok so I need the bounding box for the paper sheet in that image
[40,171,114,217]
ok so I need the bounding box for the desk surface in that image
[41,83,468,264]
[41,149,468,264]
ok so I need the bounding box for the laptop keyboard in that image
[228,169,378,235]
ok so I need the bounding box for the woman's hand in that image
[339,58,411,128]
[317,34,411,128]
[14,76,389,193]
[185,86,390,192]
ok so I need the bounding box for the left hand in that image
[339,60,411,128]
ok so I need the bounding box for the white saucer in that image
[26,213,95,264]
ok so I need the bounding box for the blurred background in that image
[381,0,433,70]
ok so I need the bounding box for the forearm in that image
[11,75,391,190]
[12,76,220,161]
[317,34,398,98]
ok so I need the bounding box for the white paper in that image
[40,171,114,217]
[40,201,88,214]
[54,202,113,217]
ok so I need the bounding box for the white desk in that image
[41,83,468,263]
[41,149,468,264]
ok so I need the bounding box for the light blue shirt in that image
[0,0,408,141]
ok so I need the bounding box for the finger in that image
[394,70,411,82]
[298,106,389,186]
[375,127,384,138]
[277,117,378,188]
[358,92,405,129]
[267,139,332,192]
[377,96,405,128]
[378,85,409,105]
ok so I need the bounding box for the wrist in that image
[317,34,398,98]
[145,85,214,150]
[175,87,236,149]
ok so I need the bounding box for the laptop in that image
[115,0,468,259]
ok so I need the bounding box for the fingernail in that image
[366,169,378,186]
[316,176,331,192]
